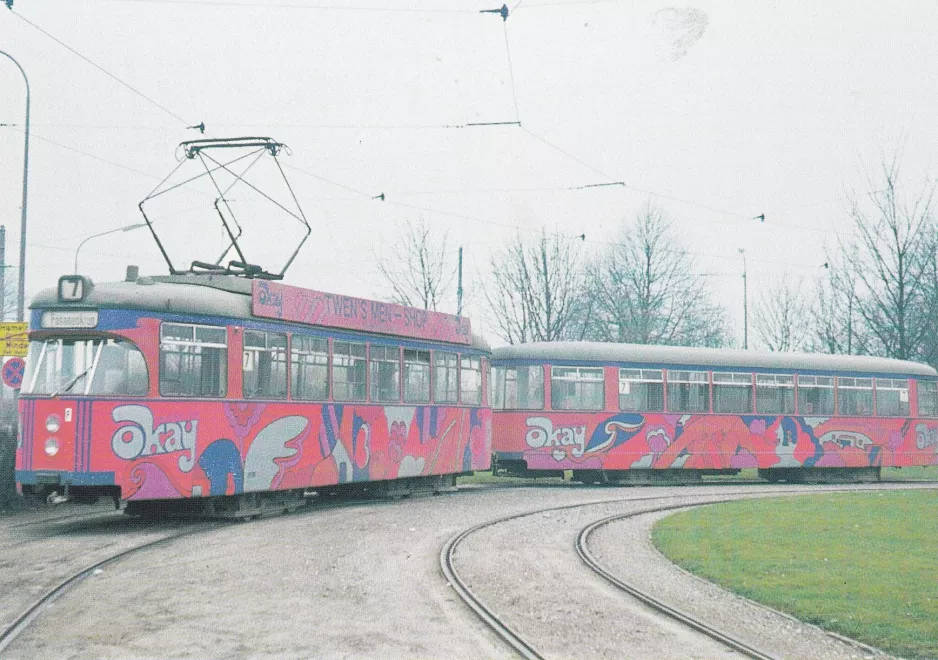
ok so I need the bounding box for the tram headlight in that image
[44,437,59,456]
[45,414,61,434]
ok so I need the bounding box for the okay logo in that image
[111,405,198,472]
[525,416,587,461]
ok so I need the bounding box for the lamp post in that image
[738,248,748,350]
[0,51,29,322]
[74,223,148,274]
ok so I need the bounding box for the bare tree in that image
[913,232,938,366]
[376,219,456,311]
[486,231,584,344]
[751,279,811,351]
[823,155,936,361]
[809,251,870,355]
[582,203,730,347]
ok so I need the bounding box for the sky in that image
[1,0,937,345]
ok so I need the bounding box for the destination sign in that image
[252,280,471,345]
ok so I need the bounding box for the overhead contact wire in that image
[11,10,193,127]
[94,0,475,12]
[502,22,521,124]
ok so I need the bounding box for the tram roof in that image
[492,341,938,377]
[31,274,490,350]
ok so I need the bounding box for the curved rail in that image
[0,525,214,654]
[0,490,429,653]
[440,492,735,659]
[441,521,546,660]
[441,485,903,659]
[576,506,783,660]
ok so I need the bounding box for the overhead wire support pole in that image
[457,247,464,318]
[0,50,30,322]
[738,248,748,350]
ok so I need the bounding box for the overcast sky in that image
[1,0,937,344]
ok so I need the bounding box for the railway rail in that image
[576,505,781,660]
[4,482,933,657]
[440,492,746,659]
[0,487,446,656]
[0,524,216,654]
[440,484,922,659]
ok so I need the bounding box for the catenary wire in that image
[10,9,194,127]
[87,0,476,12]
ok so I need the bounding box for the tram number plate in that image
[58,275,88,302]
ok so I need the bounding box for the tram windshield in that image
[23,337,148,396]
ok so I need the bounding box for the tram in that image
[14,136,490,516]
[490,342,938,483]
[16,272,490,515]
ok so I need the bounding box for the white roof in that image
[492,341,937,377]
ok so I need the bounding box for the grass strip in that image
[652,490,938,659]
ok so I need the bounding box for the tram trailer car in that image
[15,272,491,516]
[490,342,938,484]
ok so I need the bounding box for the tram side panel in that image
[493,410,938,474]
[19,398,490,501]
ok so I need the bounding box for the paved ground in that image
[0,484,915,659]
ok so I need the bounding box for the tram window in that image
[551,366,604,411]
[616,369,659,411]
[403,349,431,403]
[666,370,709,413]
[461,356,482,405]
[755,374,795,414]
[918,380,938,417]
[370,345,401,402]
[92,341,149,395]
[712,372,753,413]
[434,351,458,403]
[242,330,287,399]
[333,341,366,401]
[492,365,544,410]
[159,323,227,397]
[23,337,148,396]
[797,375,834,415]
[292,336,329,400]
[837,377,874,415]
[875,378,910,416]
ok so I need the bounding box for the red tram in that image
[490,342,938,483]
[16,273,491,515]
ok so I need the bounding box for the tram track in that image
[441,491,751,659]
[575,505,781,660]
[0,487,463,656]
[441,483,926,659]
[0,523,219,655]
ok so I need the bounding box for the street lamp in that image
[74,223,148,274]
[738,248,748,350]
[0,50,30,322]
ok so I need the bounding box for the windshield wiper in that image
[50,367,93,398]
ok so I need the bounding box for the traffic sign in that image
[0,322,28,357]
[2,357,26,389]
